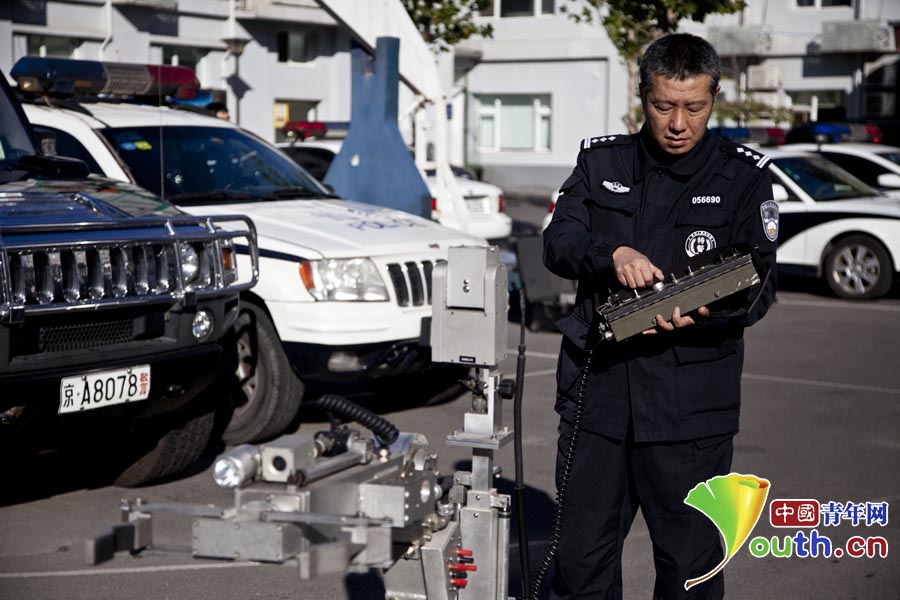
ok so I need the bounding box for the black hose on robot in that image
[315,394,400,447]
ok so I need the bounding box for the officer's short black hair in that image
[206,102,228,113]
[639,33,721,98]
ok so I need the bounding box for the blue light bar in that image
[810,123,851,141]
[11,56,199,99]
[711,127,751,142]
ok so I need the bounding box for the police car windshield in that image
[100,126,330,204]
[771,155,877,201]
[876,151,900,167]
[0,75,39,183]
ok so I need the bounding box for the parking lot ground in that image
[1,287,898,600]
[2,194,899,599]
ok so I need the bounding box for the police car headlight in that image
[299,258,389,301]
[179,243,200,284]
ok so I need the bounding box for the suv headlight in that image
[299,258,389,301]
[179,242,200,283]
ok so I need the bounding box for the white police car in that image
[765,146,900,300]
[541,143,900,300]
[15,57,487,444]
[279,133,513,241]
[783,143,900,198]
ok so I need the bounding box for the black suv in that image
[0,73,259,486]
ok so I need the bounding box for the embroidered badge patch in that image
[602,180,630,194]
[760,200,779,242]
[685,230,717,257]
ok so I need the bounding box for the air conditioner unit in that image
[821,21,896,53]
[708,26,773,56]
[866,92,896,118]
[747,65,782,91]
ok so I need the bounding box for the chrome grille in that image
[386,261,433,307]
[6,244,179,308]
[0,213,258,321]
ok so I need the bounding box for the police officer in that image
[542,33,777,599]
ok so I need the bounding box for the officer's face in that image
[642,74,718,155]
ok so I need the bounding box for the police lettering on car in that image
[541,33,777,600]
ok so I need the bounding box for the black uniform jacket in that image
[544,128,777,442]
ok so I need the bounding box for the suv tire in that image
[223,302,303,444]
[113,406,215,487]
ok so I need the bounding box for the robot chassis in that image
[90,246,517,600]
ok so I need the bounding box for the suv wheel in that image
[824,235,893,300]
[113,406,215,487]
[222,302,303,444]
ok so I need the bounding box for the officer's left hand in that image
[642,306,709,334]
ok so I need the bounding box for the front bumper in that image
[284,335,434,382]
[0,343,223,454]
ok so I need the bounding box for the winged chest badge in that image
[602,180,630,194]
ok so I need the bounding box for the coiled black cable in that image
[514,288,530,598]
[315,394,400,447]
[529,348,593,600]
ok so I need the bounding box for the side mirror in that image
[876,173,900,189]
[771,183,790,202]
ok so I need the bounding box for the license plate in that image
[59,365,151,414]
[465,198,487,213]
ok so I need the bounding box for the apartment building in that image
[705,0,899,124]
[2,0,897,197]
[0,0,353,145]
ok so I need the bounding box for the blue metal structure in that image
[324,37,431,218]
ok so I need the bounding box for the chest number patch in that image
[685,230,717,257]
[760,200,779,242]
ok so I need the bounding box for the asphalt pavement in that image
[0,196,898,600]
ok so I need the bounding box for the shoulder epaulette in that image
[724,142,770,169]
[580,134,632,151]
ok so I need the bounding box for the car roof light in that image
[764,128,786,145]
[711,127,751,143]
[810,123,851,142]
[864,125,882,144]
[282,121,328,140]
[10,56,199,99]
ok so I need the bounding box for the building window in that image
[161,46,207,73]
[481,0,554,17]
[796,0,851,7]
[476,94,551,152]
[277,31,318,63]
[273,99,319,143]
[27,35,83,58]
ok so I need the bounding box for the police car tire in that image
[222,302,303,445]
[824,235,893,300]
[113,404,216,487]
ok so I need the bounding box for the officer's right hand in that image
[612,246,664,289]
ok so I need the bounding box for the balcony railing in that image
[821,21,896,53]
[111,0,177,9]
